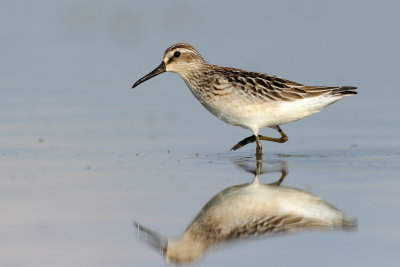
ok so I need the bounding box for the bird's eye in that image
[174,51,181,58]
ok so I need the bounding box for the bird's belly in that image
[196,94,332,130]
[198,97,264,129]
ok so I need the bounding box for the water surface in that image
[1,1,400,266]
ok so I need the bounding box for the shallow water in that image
[2,113,399,267]
[2,1,400,266]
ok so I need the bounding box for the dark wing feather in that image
[225,215,332,240]
[214,67,357,101]
[190,214,352,243]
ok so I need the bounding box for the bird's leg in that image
[255,135,263,159]
[255,157,262,176]
[258,126,289,144]
[269,166,288,186]
[230,126,289,151]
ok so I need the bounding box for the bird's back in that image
[183,65,357,129]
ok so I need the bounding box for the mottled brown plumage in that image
[132,43,357,154]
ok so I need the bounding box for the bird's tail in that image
[341,216,358,230]
[331,86,358,96]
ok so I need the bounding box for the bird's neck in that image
[180,63,214,92]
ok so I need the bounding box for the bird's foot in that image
[230,135,256,151]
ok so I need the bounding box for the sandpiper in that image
[132,43,357,155]
[134,159,355,264]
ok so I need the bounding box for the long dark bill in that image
[132,62,166,88]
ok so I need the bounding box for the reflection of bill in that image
[134,159,356,264]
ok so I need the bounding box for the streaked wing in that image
[224,214,353,241]
[213,67,357,101]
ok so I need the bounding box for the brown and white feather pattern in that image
[188,214,339,243]
[133,43,357,135]
[195,66,357,102]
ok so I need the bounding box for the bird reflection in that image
[134,158,356,264]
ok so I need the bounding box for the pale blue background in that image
[1,1,399,266]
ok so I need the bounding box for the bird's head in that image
[132,43,205,88]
